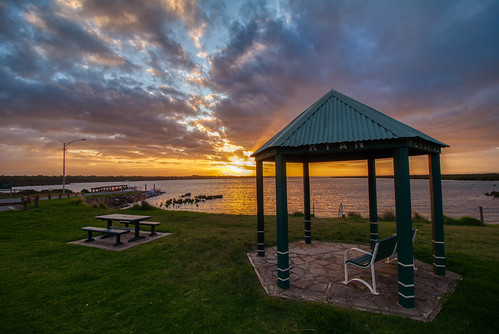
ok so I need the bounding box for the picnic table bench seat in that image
[120,221,161,236]
[81,226,130,247]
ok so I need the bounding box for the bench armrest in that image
[345,247,371,259]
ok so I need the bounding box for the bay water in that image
[17,177,498,223]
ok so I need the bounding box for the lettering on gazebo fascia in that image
[253,147,278,161]
[408,138,441,154]
[256,138,442,160]
[309,141,366,153]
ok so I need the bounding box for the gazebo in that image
[252,89,448,308]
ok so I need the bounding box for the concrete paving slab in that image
[248,241,461,322]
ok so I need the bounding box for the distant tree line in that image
[0,175,254,187]
[1,173,497,187]
[378,174,498,181]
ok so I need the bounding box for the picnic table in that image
[95,214,152,242]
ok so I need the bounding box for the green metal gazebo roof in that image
[253,89,448,161]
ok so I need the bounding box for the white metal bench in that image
[343,235,398,294]
[343,229,417,294]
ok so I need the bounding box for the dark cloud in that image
[206,0,499,157]
[79,0,199,70]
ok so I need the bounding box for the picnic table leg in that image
[85,231,95,242]
[128,221,145,242]
[114,234,123,247]
[149,225,157,236]
[101,219,114,239]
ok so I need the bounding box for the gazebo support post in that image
[275,154,290,289]
[429,153,446,276]
[368,157,378,249]
[303,162,312,244]
[256,160,265,257]
[393,147,415,308]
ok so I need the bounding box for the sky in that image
[1,0,498,177]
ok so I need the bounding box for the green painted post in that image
[393,147,415,308]
[275,155,290,289]
[368,157,378,249]
[256,160,265,257]
[303,162,312,244]
[429,153,446,276]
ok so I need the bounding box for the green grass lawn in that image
[1,199,498,333]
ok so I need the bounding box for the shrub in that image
[412,211,429,222]
[444,215,484,226]
[290,211,304,217]
[379,208,396,221]
[347,212,363,219]
[131,201,156,210]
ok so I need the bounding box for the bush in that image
[412,211,429,222]
[290,211,304,217]
[379,208,396,221]
[444,215,484,226]
[131,201,156,210]
[347,212,363,219]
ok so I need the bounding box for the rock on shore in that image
[84,192,146,209]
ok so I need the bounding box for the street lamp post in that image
[62,139,86,193]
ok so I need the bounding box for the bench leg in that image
[85,231,95,243]
[114,234,123,247]
[150,225,157,236]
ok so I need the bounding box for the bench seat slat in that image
[138,221,160,226]
[119,221,161,236]
[81,226,129,234]
[346,254,372,267]
[81,226,129,246]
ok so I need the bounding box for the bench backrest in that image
[374,235,397,262]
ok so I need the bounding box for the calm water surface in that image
[15,178,499,223]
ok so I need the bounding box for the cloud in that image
[0,0,498,175]
[205,0,499,159]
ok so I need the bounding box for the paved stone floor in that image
[248,241,461,321]
[69,231,171,251]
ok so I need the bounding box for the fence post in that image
[35,195,39,208]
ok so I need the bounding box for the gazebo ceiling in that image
[253,89,448,162]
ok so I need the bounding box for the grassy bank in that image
[1,200,498,333]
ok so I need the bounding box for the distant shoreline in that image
[1,173,497,187]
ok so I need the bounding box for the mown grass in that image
[0,199,498,333]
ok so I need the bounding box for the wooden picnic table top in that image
[95,214,152,222]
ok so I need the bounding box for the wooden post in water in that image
[479,206,484,224]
